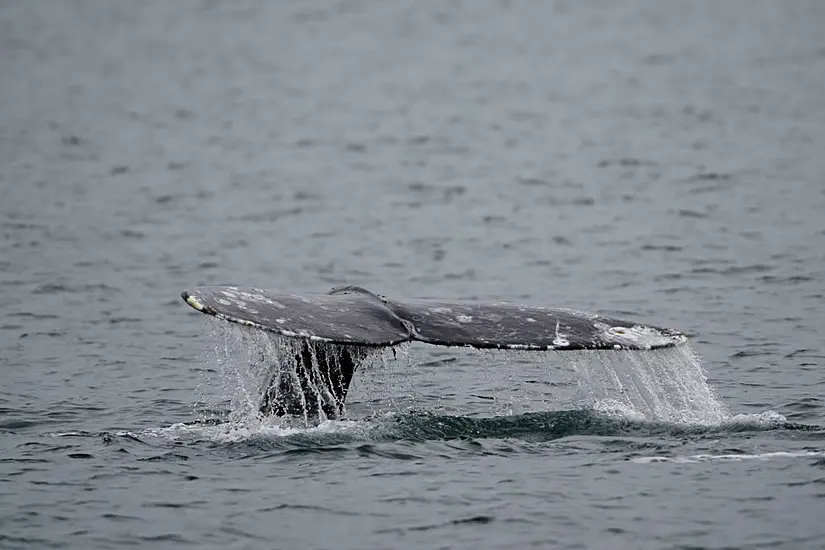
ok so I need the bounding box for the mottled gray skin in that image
[183,285,688,418]
[182,285,687,351]
[182,286,410,346]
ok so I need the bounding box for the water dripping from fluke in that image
[562,345,731,425]
[197,320,735,431]
[198,322,396,429]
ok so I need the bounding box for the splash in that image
[463,344,730,424]
[196,321,400,428]
[563,345,731,424]
[196,320,732,428]
[196,321,278,425]
[137,417,366,445]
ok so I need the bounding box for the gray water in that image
[2,1,825,548]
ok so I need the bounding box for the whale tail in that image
[182,285,688,419]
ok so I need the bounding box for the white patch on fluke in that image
[552,320,570,348]
[502,343,531,350]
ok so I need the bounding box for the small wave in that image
[723,410,790,427]
[632,450,825,464]
[49,431,95,437]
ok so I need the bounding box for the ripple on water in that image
[99,407,813,454]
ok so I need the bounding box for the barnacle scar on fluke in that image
[181,285,688,420]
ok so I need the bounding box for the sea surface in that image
[2,1,825,549]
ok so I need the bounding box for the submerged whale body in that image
[182,285,688,419]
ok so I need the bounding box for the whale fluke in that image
[182,285,687,419]
[182,285,686,352]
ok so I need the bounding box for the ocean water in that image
[2,1,825,548]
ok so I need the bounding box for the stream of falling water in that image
[563,345,731,424]
[197,322,399,427]
[197,322,730,426]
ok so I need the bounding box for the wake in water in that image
[118,407,808,453]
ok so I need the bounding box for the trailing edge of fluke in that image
[181,285,687,352]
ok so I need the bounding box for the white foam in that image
[724,410,788,425]
[127,417,365,444]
